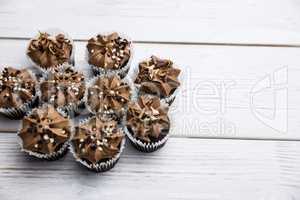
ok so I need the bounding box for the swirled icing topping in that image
[126,95,170,143]
[134,56,181,98]
[87,32,131,70]
[18,105,71,155]
[40,65,85,108]
[72,116,124,165]
[87,75,131,114]
[0,67,36,108]
[27,32,73,69]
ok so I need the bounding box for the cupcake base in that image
[0,96,39,120]
[20,141,70,161]
[124,126,169,153]
[91,63,130,79]
[70,137,126,172]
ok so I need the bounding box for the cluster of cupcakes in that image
[0,30,181,172]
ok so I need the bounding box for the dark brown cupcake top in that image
[0,67,36,108]
[126,95,170,143]
[134,56,181,98]
[40,65,85,108]
[72,116,124,164]
[87,32,131,70]
[18,105,71,155]
[27,32,73,69]
[87,75,131,114]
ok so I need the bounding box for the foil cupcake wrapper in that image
[26,28,75,73]
[17,105,73,160]
[20,141,70,161]
[0,95,39,120]
[69,115,126,172]
[85,31,134,79]
[84,73,134,122]
[129,56,183,106]
[37,64,86,118]
[124,125,169,153]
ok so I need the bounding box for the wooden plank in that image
[0,134,299,200]
[0,39,300,140]
[0,0,300,45]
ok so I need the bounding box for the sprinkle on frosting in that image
[72,115,124,165]
[126,95,170,143]
[40,65,85,108]
[87,32,131,70]
[135,56,181,98]
[87,75,131,114]
[27,32,73,69]
[0,67,36,108]
[18,105,71,155]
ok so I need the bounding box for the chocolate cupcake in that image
[70,115,125,172]
[18,104,72,160]
[85,74,132,121]
[86,32,132,78]
[27,30,74,70]
[134,56,181,105]
[39,64,85,117]
[0,67,38,119]
[125,95,170,152]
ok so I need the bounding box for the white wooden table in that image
[0,1,300,199]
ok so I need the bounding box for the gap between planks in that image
[2,130,300,142]
[0,37,300,48]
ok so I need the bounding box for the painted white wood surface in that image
[0,0,300,45]
[0,1,300,199]
[0,39,299,140]
[0,134,299,200]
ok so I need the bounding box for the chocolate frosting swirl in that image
[18,105,71,155]
[87,75,131,114]
[135,56,181,98]
[87,32,131,70]
[0,67,36,108]
[126,95,170,143]
[40,65,85,108]
[27,32,73,69]
[72,116,124,164]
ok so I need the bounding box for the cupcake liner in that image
[123,94,170,152]
[0,68,39,119]
[84,73,134,122]
[26,28,75,73]
[37,64,86,118]
[85,32,133,79]
[124,125,169,153]
[0,95,38,120]
[69,115,126,172]
[17,105,73,160]
[129,56,183,106]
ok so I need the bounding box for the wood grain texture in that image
[0,39,300,140]
[0,134,299,200]
[0,0,300,45]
